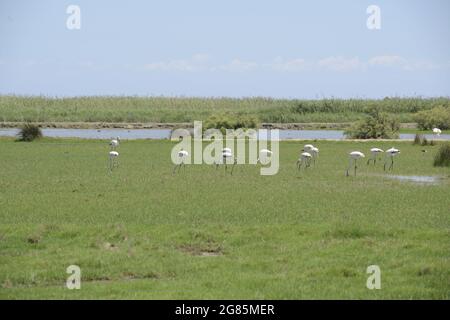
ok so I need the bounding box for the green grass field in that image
[0,138,449,299]
[1,95,449,124]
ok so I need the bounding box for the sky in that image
[0,0,449,98]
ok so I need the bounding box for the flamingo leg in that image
[346,158,352,176]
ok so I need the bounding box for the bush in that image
[204,113,259,134]
[345,108,399,139]
[433,143,450,167]
[18,123,42,141]
[414,106,450,130]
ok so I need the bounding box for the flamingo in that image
[216,148,237,175]
[173,149,189,173]
[384,147,400,171]
[109,136,120,150]
[367,148,384,165]
[432,128,441,137]
[303,144,319,165]
[297,152,312,170]
[258,149,273,164]
[303,144,314,152]
[109,151,119,171]
[346,151,365,176]
[310,146,319,165]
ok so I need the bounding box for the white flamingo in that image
[297,152,312,170]
[258,149,273,164]
[346,151,365,176]
[384,147,400,171]
[216,148,237,175]
[310,146,319,165]
[303,144,314,152]
[109,136,120,150]
[173,149,189,173]
[367,148,384,165]
[432,128,441,137]
[109,151,119,171]
[303,144,319,165]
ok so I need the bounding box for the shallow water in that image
[1,128,449,141]
[385,175,442,185]
[0,128,172,140]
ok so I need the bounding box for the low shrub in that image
[17,123,42,141]
[345,108,399,139]
[204,113,259,134]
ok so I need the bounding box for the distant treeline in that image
[0,95,449,124]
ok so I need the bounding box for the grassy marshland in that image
[1,96,449,124]
[0,138,449,299]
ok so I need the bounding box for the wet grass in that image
[0,138,449,299]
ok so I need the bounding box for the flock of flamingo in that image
[107,127,442,176]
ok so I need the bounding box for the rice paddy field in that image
[0,138,449,299]
[1,95,449,124]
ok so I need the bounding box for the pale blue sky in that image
[0,0,449,98]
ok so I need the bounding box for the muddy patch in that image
[178,244,224,257]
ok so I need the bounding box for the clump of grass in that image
[413,134,422,145]
[433,143,450,167]
[17,123,42,141]
[413,134,431,146]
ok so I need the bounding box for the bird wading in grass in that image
[297,152,312,170]
[109,136,120,150]
[303,144,319,165]
[258,149,273,165]
[384,147,400,171]
[367,148,384,165]
[109,151,119,171]
[215,148,237,175]
[173,149,189,174]
[346,151,365,176]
